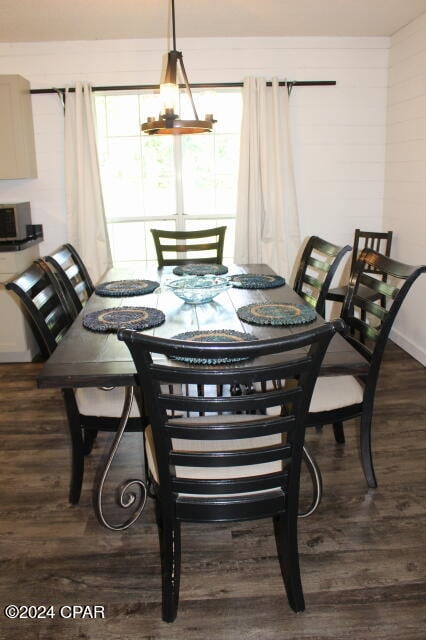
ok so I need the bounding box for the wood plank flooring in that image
[0,342,425,640]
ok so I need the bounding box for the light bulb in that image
[160,82,179,114]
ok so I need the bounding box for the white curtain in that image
[64,81,112,284]
[234,77,300,280]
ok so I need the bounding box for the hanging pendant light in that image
[141,0,215,135]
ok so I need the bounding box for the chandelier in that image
[141,0,215,135]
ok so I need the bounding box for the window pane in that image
[95,96,107,137]
[100,138,143,218]
[181,135,215,215]
[184,218,235,261]
[107,95,141,136]
[207,91,243,134]
[108,219,177,263]
[215,134,241,174]
[215,174,238,214]
[141,136,176,216]
[108,221,147,262]
[222,219,235,259]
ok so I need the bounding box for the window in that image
[95,89,242,264]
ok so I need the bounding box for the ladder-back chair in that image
[44,243,94,316]
[308,249,425,488]
[293,236,352,317]
[6,259,146,504]
[327,229,393,305]
[151,226,227,267]
[118,321,343,622]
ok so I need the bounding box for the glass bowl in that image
[166,275,232,304]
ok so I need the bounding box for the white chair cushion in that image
[75,386,141,418]
[309,376,364,413]
[145,413,283,491]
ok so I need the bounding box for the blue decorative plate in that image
[229,274,286,289]
[83,306,165,333]
[95,279,159,297]
[237,302,316,326]
[170,329,258,364]
[173,264,229,276]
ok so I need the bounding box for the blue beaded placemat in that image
[170,329,258,364]
[173,264,229,276]
[229,274,286,289]
[83,306,165,333]
[237,302,316,326]
[95,279,159,297]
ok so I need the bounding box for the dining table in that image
[37,262,368,389]
[37,261,368,529]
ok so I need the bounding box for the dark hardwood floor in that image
[0,342,425,639]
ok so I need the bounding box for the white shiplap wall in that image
[384,14,426,365]
[0,36,388,260]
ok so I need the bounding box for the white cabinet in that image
[0,246,40,362]
[0,75,37,179]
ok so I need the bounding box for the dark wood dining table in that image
[36,261,368,529]
[37,262,368,390]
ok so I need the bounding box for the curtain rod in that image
[30,80,336,95]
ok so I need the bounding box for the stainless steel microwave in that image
[0,202,32,241]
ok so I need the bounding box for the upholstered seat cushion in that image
[145,413,283,486]
[309,376,364,413]
[75,386,142,418]
[250,376,364,415]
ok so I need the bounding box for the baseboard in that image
[390,328,426,366]
[0,349,35,363]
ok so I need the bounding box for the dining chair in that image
[151,226,227,267]
[6,259,147,504]
[308,248,426,488]
[118,320,343,622]
[44,243,95,316]
[293,236,352,317]
[327,229,393,305]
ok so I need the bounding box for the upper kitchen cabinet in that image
[0,75,37,179]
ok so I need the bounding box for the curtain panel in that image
[234,77,300,280]
[64,81,112,284]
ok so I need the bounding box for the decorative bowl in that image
[166,275,232,304]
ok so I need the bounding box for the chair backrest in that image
[6,259,74,358]
[342,248,425,390]
[118,321,342,524]
[293,236,352,317]
[151,226,227,267]
[350,229,393,274]
[44,243,94,315]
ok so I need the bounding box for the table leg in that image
[298,445,323,518]
[95,386,147,531]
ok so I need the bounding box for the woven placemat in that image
[83,306,165,333]
[173,264,229,276]
[237,302,316,326]
[229,274,286,289]
[95,279,159,297]
[170,329,258,364]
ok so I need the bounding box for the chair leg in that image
[332,422,345,444]
[156,503,181,623]
[69,436,84,504]
[83,428,98,455]
[360,415,377,488]
[273,513,305,612]
[62,389,85,504]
